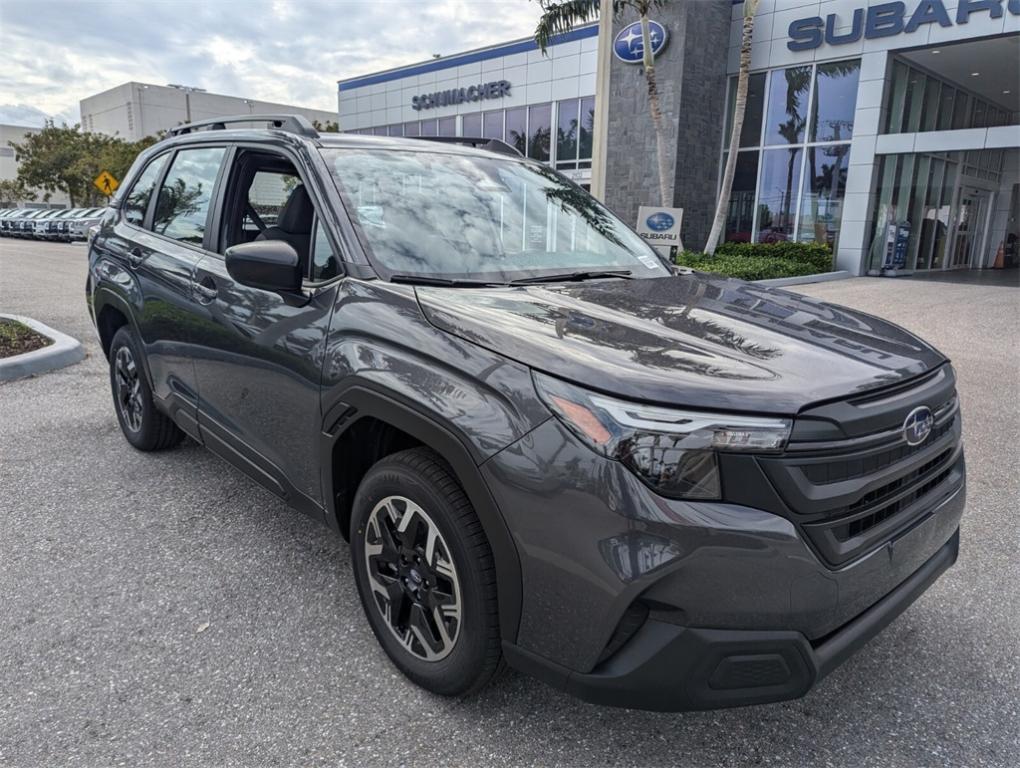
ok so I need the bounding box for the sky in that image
[0,0,544,127]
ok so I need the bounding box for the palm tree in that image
[534,0,672,206]
[704,0,760,255]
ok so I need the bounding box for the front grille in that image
[758,371,963,567]
[799,415,955,485]
[839,457,953,541]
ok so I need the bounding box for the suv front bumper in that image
[505,526,959,711]
[484,417,965,710]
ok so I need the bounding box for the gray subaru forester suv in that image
[87,115,965,711]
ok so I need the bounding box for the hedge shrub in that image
[676,242,834,281]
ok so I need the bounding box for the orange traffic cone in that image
[992,241,1005,269]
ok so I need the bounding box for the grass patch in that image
[676,242,834,281]
[0,319,53,359]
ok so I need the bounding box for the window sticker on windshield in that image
[636,253,660,270]
[357,205,385,228]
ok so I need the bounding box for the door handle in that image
[194,275,218,304]
[127,247,146,268]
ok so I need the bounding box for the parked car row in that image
[0,207,106,241]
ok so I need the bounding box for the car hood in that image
[416,274,946,414]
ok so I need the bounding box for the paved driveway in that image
[1,239,1018,767]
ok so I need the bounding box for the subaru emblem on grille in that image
[902,406,934,446]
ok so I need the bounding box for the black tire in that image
[108,326,182,451]
[350,447,502,697]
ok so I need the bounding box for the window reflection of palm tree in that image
[528,164,624,248]
[153,179,203,235]
[774,68,810,239]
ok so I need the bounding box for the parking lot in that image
[1,238,1018,767]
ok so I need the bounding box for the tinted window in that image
[756,148,802,243]
[153,147,225,244]
[527,103,551,162]
[811,60,860,142]
[462,113,481,136]
[764,66,811,146]
[123,154,169,226]
[311,219,340,281]
[438,116,457,137]
[724,72,766,148]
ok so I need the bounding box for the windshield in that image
[322,148,669,283]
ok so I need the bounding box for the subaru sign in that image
[613,20,669,64]
[636,206,683,252]
[788,0,1020,51]
[646,211,675,232]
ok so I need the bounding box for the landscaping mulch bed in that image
[0,319,53,359]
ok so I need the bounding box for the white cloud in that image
[0,0,543,128]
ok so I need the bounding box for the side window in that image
[311,218,340,281]
[123,154,169,227]
[247,170,299,233]
[153,147,226,244]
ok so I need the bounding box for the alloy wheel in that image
[114,345,143,432]
[363,495,462,661]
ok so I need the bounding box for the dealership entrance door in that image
[948,187,993,269]
[866,149,1018,275]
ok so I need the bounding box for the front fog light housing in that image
[534,373,792,500]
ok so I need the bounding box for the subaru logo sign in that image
[902,406,934,446]
[646,212,675,231]
[613,20,668,64]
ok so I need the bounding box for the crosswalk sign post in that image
[93,170,120,197]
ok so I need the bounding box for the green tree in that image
[0,178,36,206]
[534,0,671,207]
[313,119,340,133]
[10,122,160,206]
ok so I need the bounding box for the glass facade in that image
[884,59,1016,133]
[555,96,595,170]
[347,100,594,171]
[721,58,859,250]
[866,149,1006,272]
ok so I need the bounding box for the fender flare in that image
[92,286,151,381]
[320,381,523,643]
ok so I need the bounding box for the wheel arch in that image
[321,382,523,643]
[93,289,138,361]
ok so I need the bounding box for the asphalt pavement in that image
[1,239,1018,767]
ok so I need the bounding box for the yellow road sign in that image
[94,170,120,196]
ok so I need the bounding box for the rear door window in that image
[153,147,226,245]
[123,154,170,227]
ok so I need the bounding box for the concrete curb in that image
[755,270,852,288]
[0,314,86,382]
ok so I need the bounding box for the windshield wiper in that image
[508,269,633,285]
[389,274,503,287]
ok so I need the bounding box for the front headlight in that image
[534,373,792,500]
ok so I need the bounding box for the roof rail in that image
[167,114,320,139]
[413,135,523,158]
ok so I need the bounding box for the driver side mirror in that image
[225,240,303,293]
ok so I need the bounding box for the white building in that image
[80,82,338,142]
[0,124,69,208]
[337,24,599,186]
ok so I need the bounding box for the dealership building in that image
[337,0,1019,276]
